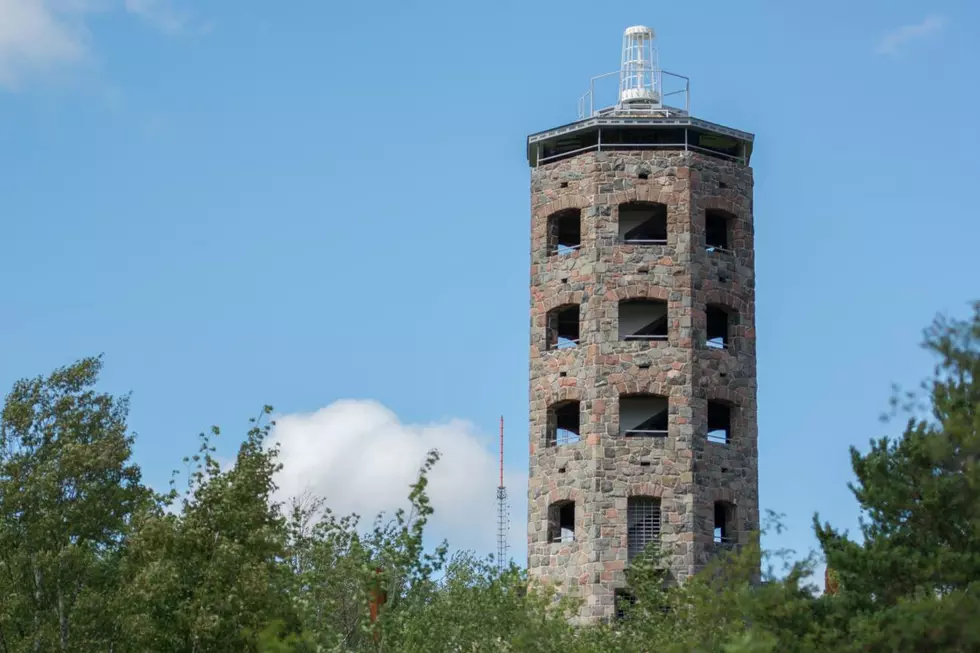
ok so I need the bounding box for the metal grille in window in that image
[627,498,661,560]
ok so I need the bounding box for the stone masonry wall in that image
[527,149,758,623]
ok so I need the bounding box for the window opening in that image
[705,210,732,253]
[619,202,667,244]
[627,497,661,560]
[548,501,575,544]
[620,395,668,437]
[548,400,581,446]
[707,401,731,445]
[619,299,668,341]
[548,209,581,255]
[547,305,580,350]
[615,590,638,620]
[714,502,736,550]
[706,305,731,350]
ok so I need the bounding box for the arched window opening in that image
[548,400,581,447]
[548,500,575,544]
[707,401,732,445]
[547,208,582,255]
[705,209,734,253]
[714,501,737,550]
[706,305,734,350]
[547,305,580,350]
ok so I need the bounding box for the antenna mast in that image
[496,415,509,573]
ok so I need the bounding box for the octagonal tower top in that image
[527,26,754,168]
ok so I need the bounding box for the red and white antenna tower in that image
[496,415,509,572]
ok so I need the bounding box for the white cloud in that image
[0,0,205,89]
[0,0,88,87]
[270,400,527,564]
[123,0,198,35]
[875,15,945,57]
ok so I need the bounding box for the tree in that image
[115,407,298,653]
[278,450,583,653]
[0,356,151,652]
[595,516,834,653]
[4,300,976,653]
[815,301,980,650]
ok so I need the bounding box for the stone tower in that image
[525,26,759,623]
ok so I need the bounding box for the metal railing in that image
[623,334,668,342]
[706,339,728,351]
[623,429,668,437]
[713,537,739,552]
[706,429,729,445]
[578,69,691,120]
[553,244,583,255]
[555,428,581,446]
[550,530,575,544]
[621,238,668,245]
[535,135,747,167]
[550,338,579,350]
[706,244,734,255]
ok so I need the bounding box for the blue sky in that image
[2,0,978,569]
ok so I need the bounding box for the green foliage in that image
[591,519,831,653]
[386,554,580,653]
[115,408,296,653]
[0,300,977,652]
[279,450,581,652]
[251,620,316,653]
[0,356,150,652]
[815,302,980,649]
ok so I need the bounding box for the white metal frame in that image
[620,26,659,104]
